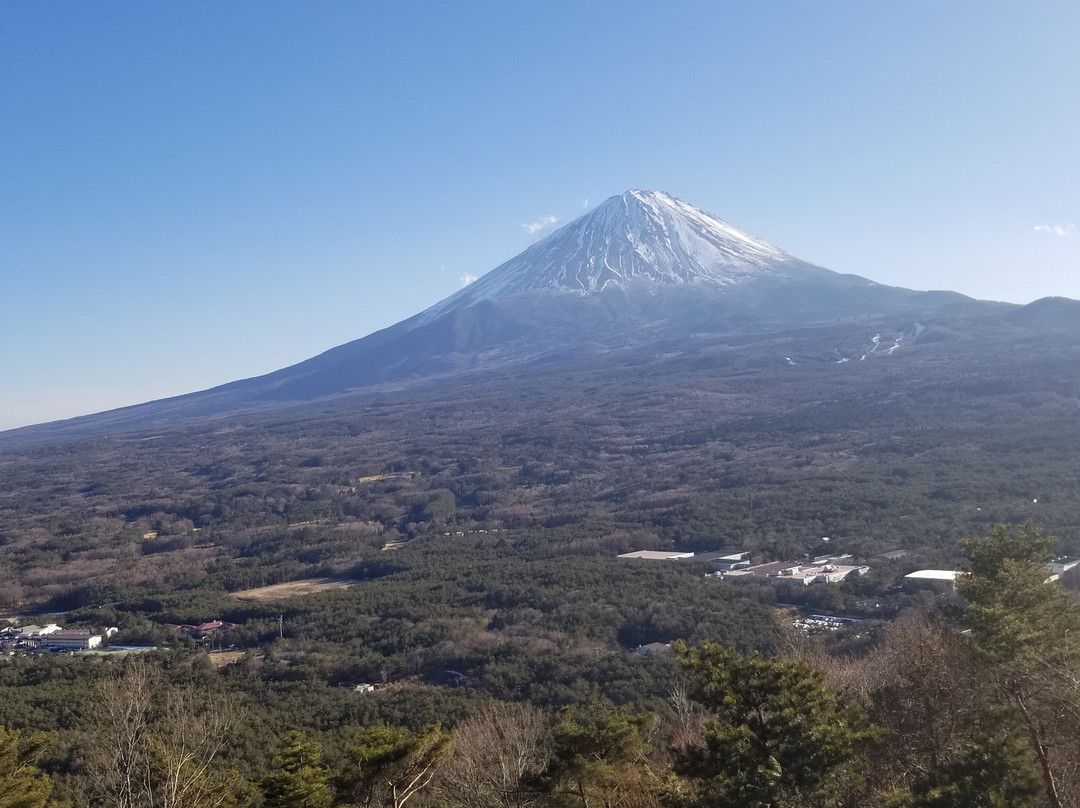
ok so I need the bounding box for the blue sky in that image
[3,1,1079,430]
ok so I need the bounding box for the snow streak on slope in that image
[415,190,816,325]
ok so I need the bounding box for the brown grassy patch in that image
[231,577,361,602]
[206,650,247,668]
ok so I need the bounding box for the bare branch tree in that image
[85,657,157,808]
[83,656,245,808]
[150,686,242,808]
[436,702,549,808]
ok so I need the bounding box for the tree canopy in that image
[957,522,1080,808]
[673,642,874,808]
[0,726,53,808]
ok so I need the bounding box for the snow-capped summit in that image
[416,190,822,324]
[225,189,975,402]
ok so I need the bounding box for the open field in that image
[356,472,418,483]
[231,578,362,602]
[206,650,247,668]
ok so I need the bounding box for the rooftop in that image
[904,569,958,581]
[617,550,695,561]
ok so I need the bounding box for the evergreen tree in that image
[674,642,874,808]
[262,731,333,808]
[0,726,53,808]
[340,724,452,808]
[896,719,1041,808]
[542,701,659,808]
[957,522,1080,808]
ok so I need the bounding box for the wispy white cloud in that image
[523,214,559,235]
[1034,223,1077,239]
[459,273,478,287]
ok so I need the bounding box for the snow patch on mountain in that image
[854,322,926,361]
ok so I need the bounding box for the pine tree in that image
[262,731,333,808]
[674,642,874,808]
[341,724,452,808]
[898,717,1041,808]
[0,726,53,808]
[543,702,659,808]
[957,522,1080,808]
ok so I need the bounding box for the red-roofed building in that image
[173,620,234,639]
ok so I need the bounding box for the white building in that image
[1046,557,1080,582]
[713,552,751,572]
[42,630,102,650]
[904,570,959,583]
[903,569,960,594]
[775,563,869,585]
[718,561,868,585]
[16,624,61,641]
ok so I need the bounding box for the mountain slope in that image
[231,190,985,400]
[0,190,1022,441]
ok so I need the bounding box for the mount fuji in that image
[226,189,983,400]
[418,189,821,315]
[6,189,1062,441]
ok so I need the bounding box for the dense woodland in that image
[2,525,1079,807]
[3,321,1080,805]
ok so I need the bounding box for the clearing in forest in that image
[231,577,361,601]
